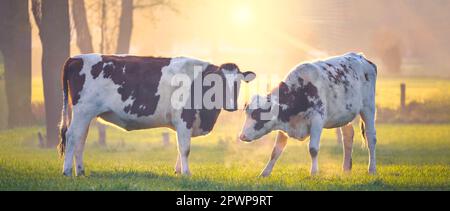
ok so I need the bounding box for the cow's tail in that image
[58,58,71,158]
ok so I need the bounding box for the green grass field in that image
[0,120,449,191]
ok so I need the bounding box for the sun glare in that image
[232,5,252,26]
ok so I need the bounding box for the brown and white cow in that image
[58,54,255,176]
[239,52,377,176]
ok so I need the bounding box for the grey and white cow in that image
[58,54,255,176]
[239,52,377,176]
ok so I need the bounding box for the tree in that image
[32,0,71,147]
[0,0,33,128]
[372,29,403,74]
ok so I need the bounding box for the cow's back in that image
[68,54,213,131]
[287,53,376,128]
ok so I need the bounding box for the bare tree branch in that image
[71,0,94,53]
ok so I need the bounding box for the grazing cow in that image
[59,54,255,176]
[239,52,377,176]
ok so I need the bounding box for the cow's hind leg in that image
[341,124,354,172]
[260,131,288,177]
[175,128,191,176]
[336,128,343,145]
[360,108,377,174]
[63,113,92,176]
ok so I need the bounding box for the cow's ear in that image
[279,82,289,95]
[242,71,256,83]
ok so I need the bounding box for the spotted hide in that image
[240,52,378,176]
[58,54,255,176]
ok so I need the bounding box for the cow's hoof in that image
[368,169,377,175]
[174,167,182,175]
[343,166,352,173]
[310,171,319,176]
[62,171,72,177]
[175,170,191,177]
[76,170,85,177]
[259,172,271,178]
[181,172,192,177]
[343,161,352,172]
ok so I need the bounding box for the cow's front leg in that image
[174,153,181,174]
[341,124,354,172]
[63,137,75,176]
[176,128,191,176]
[74,124,90,177]
[308,118,324,175]
[260,131,288,177]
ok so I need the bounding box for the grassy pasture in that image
[0,122,449,191]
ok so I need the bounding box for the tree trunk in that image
[0,1,5,50]
[71,0,93,53]
[97,123,106,146]
[116,0,134,54]
[0,0,33,128]
[34,0,71,147]
[100,0,107,53]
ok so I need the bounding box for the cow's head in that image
[239,94,280,142]
[218,63,256,111]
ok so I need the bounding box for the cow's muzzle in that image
[239,134,251,142]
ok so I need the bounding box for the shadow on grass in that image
[82,169,294,191]
[89,170,162,179]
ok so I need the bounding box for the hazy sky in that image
[30,0,450,78]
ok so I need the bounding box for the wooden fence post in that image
[37,132,45,148]
[400,83,406,112]
[97,122,106,146]
[162,132,170,147]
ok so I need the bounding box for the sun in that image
[232,5,253,26]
